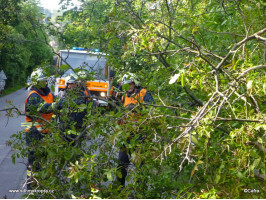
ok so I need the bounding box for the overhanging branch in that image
[216,28,266,71]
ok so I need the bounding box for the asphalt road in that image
[0,88,29,199]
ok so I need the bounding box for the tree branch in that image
[201,29,245,37]
[247,141,266,154]
[183,86,203,106]
[141,103,195,113]
[239,65,266,78]
[216,117,264,123]
[254,169,266,181]
[216,28,266,71]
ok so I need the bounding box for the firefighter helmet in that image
[121,73,140,86]
[67,76,77,84]
[30,68,47,86]
[121,73,141,91]
[77,70,87,79]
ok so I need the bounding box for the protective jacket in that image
[123,88,154,107]
[24,86,54,133]
[121,88,154,122]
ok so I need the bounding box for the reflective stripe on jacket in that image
[24,90,54,133]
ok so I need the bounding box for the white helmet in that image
[77,70,87,80]
[30,68,47,85]
[66,76,77,84]
[121,73,140,86]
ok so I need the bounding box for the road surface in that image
[0,88,28,199]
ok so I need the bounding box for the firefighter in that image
[112,80,123,101]
[57,75,90,145]
[23,68,57,189]
[117,73,154,187]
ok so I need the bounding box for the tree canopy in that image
[0,0,53,88]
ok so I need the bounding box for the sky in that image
[39,0,80,11]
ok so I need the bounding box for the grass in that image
[0,85,26,97]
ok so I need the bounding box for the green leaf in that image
[12,155,16,164]
[215,174,221,184]
[232,122,239,127]
[122,83,129,91]
[181,73,184,87]
[221,20,227,25]
[255,124,266,131]
[236,171,245,179]
[191,160,204,178]
[106,170,113,181]
[191,136,199,145]
[78,104,87,111]
[117,170,122,179]
[75,174,79,183]
[250,150,260,158]
[205,131,210,138]
[68,173,74,179]
[250,158,261,171]
[59,64,70,71]
[258,137,263,144]
[50,85,55,92]
[215,162,225,183]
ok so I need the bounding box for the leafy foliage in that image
[0,0,53,88]
[7,0,266,199]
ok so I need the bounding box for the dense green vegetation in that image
[5,0,266,199]
[0,0,52,89]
